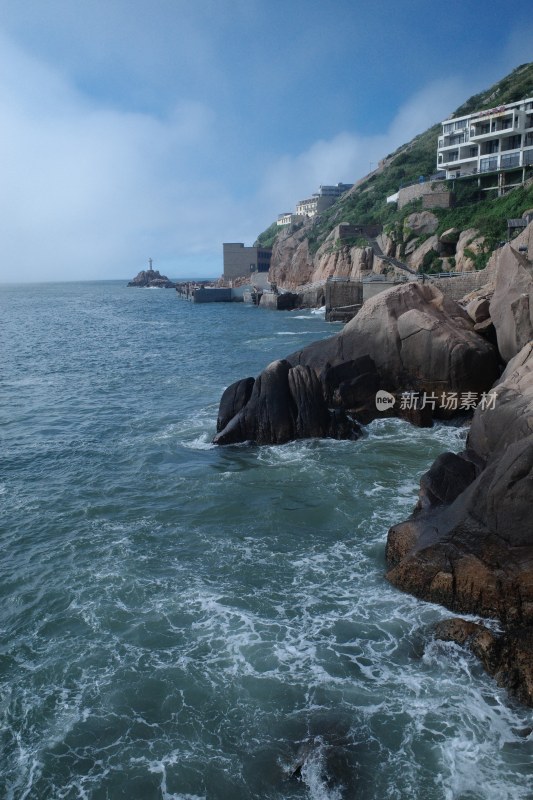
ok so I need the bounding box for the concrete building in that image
[294,183,353,218]
[437,97,533,191]
[222,243,272,281]
[277,212,306,226]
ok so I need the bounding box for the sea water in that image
[0,281,531,800]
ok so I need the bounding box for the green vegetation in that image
[254,221,279,249]
[421,249,443,274]
[433,180,533,266]
[254,63,533,264]
[453,63,533,118]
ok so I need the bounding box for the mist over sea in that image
[1,281,532,800]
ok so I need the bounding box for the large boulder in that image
[213,360,360,445]
[404,211,438,237]
[214,282,500,445]
[385,342,533,702]
[288,281,500,412]
[454,228,485,272]
[405,234,440,271]
[489,242,533,363]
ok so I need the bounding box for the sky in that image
[0,0,532,282]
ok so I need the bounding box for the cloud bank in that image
[0,16,527,283]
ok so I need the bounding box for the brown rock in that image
[489,239,533,363]
[439,227,461,245]
[466,297,491,323]
[404,211,439,237]
[385,342,533,703]
[433,618,533,706]
[289,282,500,414]
[213,359,360,445]
[454,229,485,273]
[406,235,440,271]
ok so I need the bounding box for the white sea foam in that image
[276,330,315,335]
[181,434,215,450]
[3,284,532,799]
[300,742,344,800]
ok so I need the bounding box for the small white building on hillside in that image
[277,183,353,222]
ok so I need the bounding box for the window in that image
[484,140,499,154]
[502,135,522,151]
[501,153,520,169]
[480,157,498,172]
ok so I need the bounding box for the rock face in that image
[386,341,533,703]
[433,618,533,707]
[213,360,360,445]
[454,228,485,272]
[128,269,176,288]
[214,231,533,703]
[489,244,533,362]
[404,211,439,237]
[214,282,500,445]
[287,281,500,411]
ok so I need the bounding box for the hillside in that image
[256,62,533,287]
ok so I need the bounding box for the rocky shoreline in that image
[213,221,533,705]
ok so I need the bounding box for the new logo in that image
[375,390,396,410]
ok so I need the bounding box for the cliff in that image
[262,63,533,290]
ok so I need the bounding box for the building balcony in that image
[479,157,499,173]
[438,151,460,166]
[470,119,521,141]
[500,153,521,169]
[440,133,469,148]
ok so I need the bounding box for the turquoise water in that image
[1,281,531,800]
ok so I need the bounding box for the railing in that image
[397,174,446,189]
[500,153,520,169]
[480,157,498,173]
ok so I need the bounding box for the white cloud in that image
[257,78,469,215]
[0,13,529,284]
[0,32,241,281]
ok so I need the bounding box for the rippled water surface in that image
[1,281,532,800]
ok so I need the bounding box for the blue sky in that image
[0,0,532,282]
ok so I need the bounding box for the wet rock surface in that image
[214,232,533,705]
[387,341,533,704]
[213,360,360,445]
[433,618,533,707]
[214,283,500,445]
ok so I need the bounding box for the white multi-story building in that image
[437,97,533,187]
[276,212,306,227]
[293,183,353,218]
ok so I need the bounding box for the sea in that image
[1,280,532,800]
